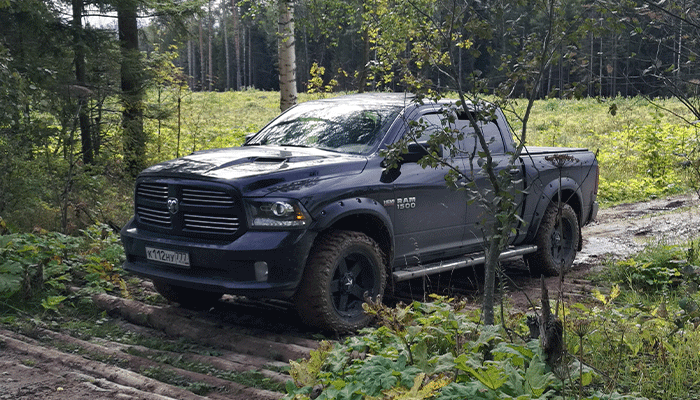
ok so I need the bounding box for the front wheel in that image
[525,202,580,276]
[295,230,386,333]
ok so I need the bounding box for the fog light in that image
[254,261,268,282]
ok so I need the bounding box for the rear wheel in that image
[526,202,580,276]
[152,280,222,310]
[295,230,386,332]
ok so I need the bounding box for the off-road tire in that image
[295,230,386,333]
[152,280,222,310]
[526,202,580,276]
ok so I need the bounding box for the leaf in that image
[0,260,24,297]
[412,340,430,372]
[609,284,621,301]
[380,373,451,400]
[289,341,333,387]
[457,359,508,391]
[41,295,67,311]
[524,354,552,397]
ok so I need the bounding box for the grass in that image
[576,239,700,400]
[144,89,335,166]
[3,90,698,232]
[508,97,698,205]
[144,90,700,208]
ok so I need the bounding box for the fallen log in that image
[92,292,314,362]
[0,331,204,400]
[1,328,285,400]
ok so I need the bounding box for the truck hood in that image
[139,145,369,196]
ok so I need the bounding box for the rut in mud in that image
[1,194,699,400]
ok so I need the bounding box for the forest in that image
[1,0,700,233]
[2,2,700,399]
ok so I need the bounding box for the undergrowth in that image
[0,223,126,315]
[581,239,700,399]
[285,296,643,400]
[285,237,700,400]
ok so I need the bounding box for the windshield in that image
[247,102,402,155]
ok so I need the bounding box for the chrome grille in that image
[137,182,168,200]
[134,180,243,238]
[136,205,171,227]
[184,214,240,234]
[182,188,234,206]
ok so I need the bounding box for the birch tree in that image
[278,0,297,111]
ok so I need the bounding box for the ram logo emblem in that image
[167,197,179,215]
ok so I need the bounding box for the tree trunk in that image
[117,0,145,178]
[208,0,213,92]
[231,0,242,90]
[539,277,564,368]
[199,18,205,90]
[358,27,370,93]
[222,0,230,90]
[187,39,194,90]
[278,0,297,111]
[72,0,93,165]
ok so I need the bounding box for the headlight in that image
[244,199,312,229]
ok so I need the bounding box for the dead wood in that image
[123,343,291,385]
[2,328,285,400]
[0,331,204,400]
[65,371,190,400]
[2,327,285,400]
[31,326,291,386]
[539,277,564,368]
[92,292,314,362]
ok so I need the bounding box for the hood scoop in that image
[254,156,288,163]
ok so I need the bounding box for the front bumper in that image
[120,219,317,299]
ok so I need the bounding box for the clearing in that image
[1,194,699,399]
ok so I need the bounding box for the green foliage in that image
[0,224,126,308]
[306,63,339,94]
[567,289,700,400]
[142,89,282,164]
[517,97,699,205]
[574,238,700,400]
[285,296,642,400]
[605,240,700,290]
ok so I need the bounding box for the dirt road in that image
[1,194,699,399]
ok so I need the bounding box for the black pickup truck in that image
[120,93,598,331]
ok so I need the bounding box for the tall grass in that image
[143,89,335,166]
[508,97,699,205]
[146,91,699,206]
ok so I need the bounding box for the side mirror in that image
[403,142,442,163]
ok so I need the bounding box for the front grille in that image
[136,205,171,227]
[182,188,234,206]
[137,182,168,200]
[184,213,240,234]
[135,180,243,239]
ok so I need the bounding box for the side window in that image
[455,118,505,156]
[415,113,450,137]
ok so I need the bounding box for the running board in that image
[392,244,538,282]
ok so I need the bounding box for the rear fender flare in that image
[528,177,583,240]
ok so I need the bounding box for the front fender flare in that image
[310,197,395,260]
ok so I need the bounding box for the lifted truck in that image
[120,93,599,332]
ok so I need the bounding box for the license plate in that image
[145,247,190,268]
